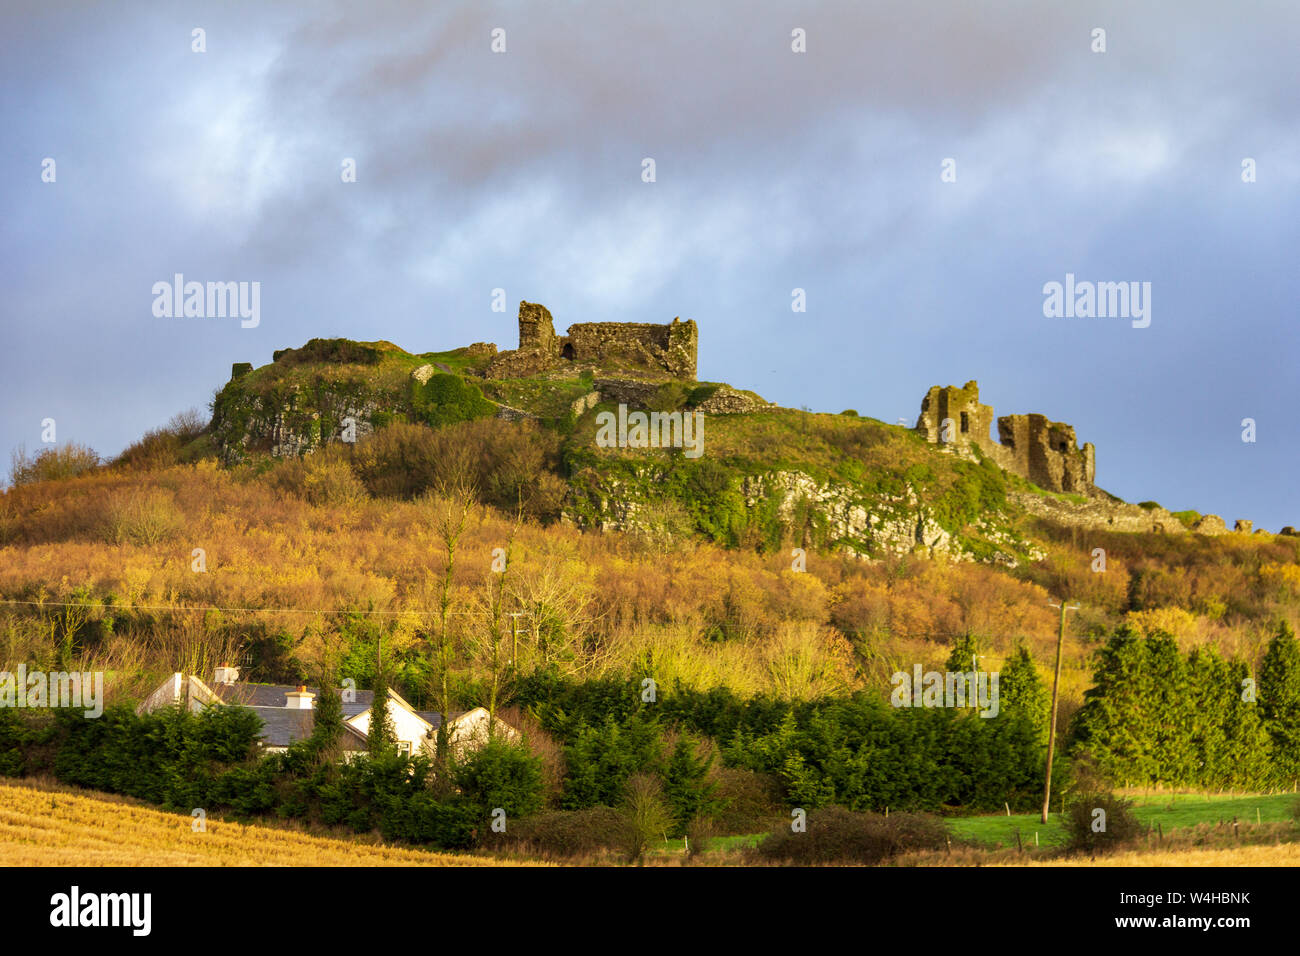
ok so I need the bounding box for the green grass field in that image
[936,792,1298,849]
[665,793,1300,856]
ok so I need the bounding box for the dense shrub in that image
[299,456,368,508]
[412,373,496,428]
[453,738,546,821]
[490,807,632,859]
[272,338,381,366]
[115,409,209,471]
[9,442,100,486]
[709,768,784,833]
[265,445,366,507]
[621,772,675,863]
[376,791,478,848]
[0,709,28,776]
[1064,791,1142,855]
[753,806,949,865]
[560,714,664,809]
[50,704,263,807]
[646,382,689,412]
[350,422,439,498]
[352,419,564,518]
[101,488,184,545]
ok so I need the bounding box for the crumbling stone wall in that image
[997,414,1096,493]
[916,380,1095,494]
[916,382,1005,463]
[564,318,697,378]
[518,302,559,356]
[485,301,698,379]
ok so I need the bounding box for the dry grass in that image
[0,777,542,867]
[997,842,1300,867]
[0,458,1296,700]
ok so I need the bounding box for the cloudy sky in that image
[2,0,1297,529]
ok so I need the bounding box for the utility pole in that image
[1042,600,1080,823]
[507,612,526,670]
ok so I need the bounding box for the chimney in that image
[213,664,240,685]
[285,686,315,710]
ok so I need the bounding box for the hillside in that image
[4,322,1300,867]
[4,323,1300,709]
[206,327,1287,567]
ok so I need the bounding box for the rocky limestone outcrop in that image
[565,465,1035,565]
[1012,491,1187,534]
[695,385,771,415]
[741,471,957,558]
[216,388,381,462]
[495,405,535,423]
[592,378,661,407]
[570,391,601,417]
[1192,514,1227,535]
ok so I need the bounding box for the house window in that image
[397,740,411,756]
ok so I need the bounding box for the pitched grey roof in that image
[210,680,462,749]
[246,706,314,747]
[242,705,368,750]
[413,710,470,728]
[210,682,375,718]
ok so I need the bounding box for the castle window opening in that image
[960,412,969,434]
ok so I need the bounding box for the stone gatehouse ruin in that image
[916,381,1096,494]
[485,301,698,379]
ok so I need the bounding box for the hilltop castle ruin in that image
[916,381,1096,495]
[485,302,698,379]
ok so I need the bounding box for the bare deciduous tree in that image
[420,479,476,769]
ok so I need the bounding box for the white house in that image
[138,666,516,758]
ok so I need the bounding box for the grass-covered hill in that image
[5,335,1300,856]
[204,336,1081,564]
[3,334,1299,710]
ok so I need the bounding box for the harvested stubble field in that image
[0,778,539,867]
[1001,843,1300,866]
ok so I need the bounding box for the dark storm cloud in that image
[1,0,1296,528]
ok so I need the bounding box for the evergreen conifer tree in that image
[1259,619,1300,787]
[1145,633,1194,785]
[311,670,344,764]
[662,735,720,836]
[1222,658,1275,789]
[1070,627,1155,786]
[368,667,396,758]
[1184,647,1231,788]
[998,644,1049,741]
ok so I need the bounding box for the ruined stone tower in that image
[485,301,698,379]
[517,301,560,357]
[915,381,1095,494]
